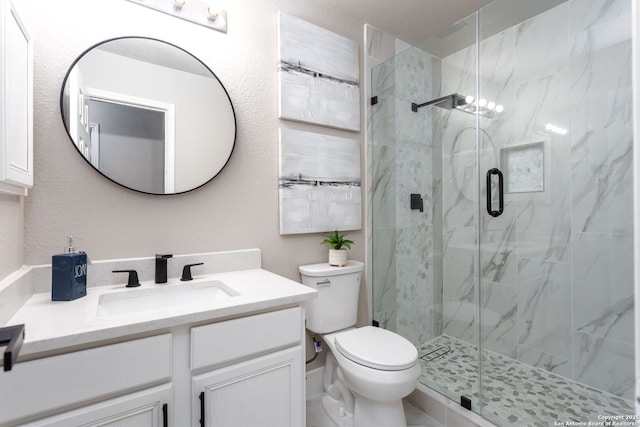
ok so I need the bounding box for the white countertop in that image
[6,268,317,358]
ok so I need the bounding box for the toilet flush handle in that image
[316,279,331,286]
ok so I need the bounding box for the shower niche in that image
[500,141,545,194]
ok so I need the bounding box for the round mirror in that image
[60,37,236,195]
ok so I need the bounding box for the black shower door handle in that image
[486,168,504,217]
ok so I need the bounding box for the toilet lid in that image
[334,326,418,371]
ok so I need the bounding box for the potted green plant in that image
[321,230,354,267]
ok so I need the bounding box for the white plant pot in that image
[328,249,348,267]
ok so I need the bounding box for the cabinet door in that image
[0,0,33,196]
[193,346,303,427]
[21,384,172,427]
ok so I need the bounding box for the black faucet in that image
[155,254,173,283]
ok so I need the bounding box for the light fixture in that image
[487,101,496,110]
[125,0,228,33]
[207,7,218,21]
[495,104,504,113]
[478,98,487,107]
[174,0,185,10]
[465,95,475,104]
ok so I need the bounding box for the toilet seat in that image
[334,326,417,371]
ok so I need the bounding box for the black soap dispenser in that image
[51,236,87,301]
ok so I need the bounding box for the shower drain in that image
[420,345,452,362]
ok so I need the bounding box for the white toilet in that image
[299,261,420,427]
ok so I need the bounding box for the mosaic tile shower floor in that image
[418,335,634,427]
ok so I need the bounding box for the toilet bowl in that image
[322,327,420,427]
[299,261,420,427]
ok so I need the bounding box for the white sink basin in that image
[97,280,239,317]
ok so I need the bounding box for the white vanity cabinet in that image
[0,334,173,426]
[190,307,305,427]
[0,307,307,427]
[0,0,33,196]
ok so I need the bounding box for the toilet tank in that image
[299,260,364,334]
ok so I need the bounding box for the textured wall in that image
[16,0,368,284]
[0,195,24,281]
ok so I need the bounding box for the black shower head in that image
[411,93,502,117]
[411,93,467,112]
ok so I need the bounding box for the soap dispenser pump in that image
[51,236,87,301]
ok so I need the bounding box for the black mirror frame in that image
[59,36,237,196]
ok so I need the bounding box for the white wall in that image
[15,0,368,286]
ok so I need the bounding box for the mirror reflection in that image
[61,37,236,195]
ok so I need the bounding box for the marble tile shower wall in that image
[395,46,439,345]
[371,39,443,345]
[441,0,634,400]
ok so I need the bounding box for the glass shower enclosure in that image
[370,0,634,425]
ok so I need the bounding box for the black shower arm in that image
[411,93,466,112]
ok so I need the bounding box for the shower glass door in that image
[370,11,484,413]
[371,0,635,424]
[477,0,635,424]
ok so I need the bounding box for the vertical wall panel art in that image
[279,128,361,234]
[277,12,360,132]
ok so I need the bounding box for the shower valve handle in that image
[410,193,424,212]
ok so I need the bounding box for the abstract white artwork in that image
[279,128,361,235]
[277,12,360,132]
